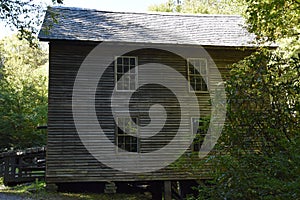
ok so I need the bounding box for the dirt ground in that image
[0,193,34,200]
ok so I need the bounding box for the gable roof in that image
[38,7,255,47]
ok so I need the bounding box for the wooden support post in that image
[150,181,162,200]
[46,183,58,192]
[3,156,9,186]
[164,181,172,200]
[104,181,117,194]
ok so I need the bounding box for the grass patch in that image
[0,180,152,200]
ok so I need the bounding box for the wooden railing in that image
[0,147,46,186]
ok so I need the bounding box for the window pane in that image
[118,117,123,126]
[118,136,125,149]
[116,117,138,153]
[200,59,206,68]
[197,77,207,91]
[195,77,204,91]
[132,117,137,124]
[189,64,194,75]
[117,136,138,152]
[190,76,197,91]
[190,76,207,92]
[130,80,135,91]
[130,75,136,90]
[202,79,208,91]
[124,65,129,73]
[123,74,130,90]
[124,117,130,133]
[115,57,137,91]
[130,58,136,66]
[124,58,129,66]
[194,59,200,70]
[188,58,208,92]
[117,78,124,90]
[125,143,131,152]
[130,137,138,152]
[117,117,138,135]
[117,73,122,81]
[200,65,207,76]
[117,57,122,65]
[130,123,137,135]
[192,118,199,135]
[130,65,136,71]
[117,65,123,74]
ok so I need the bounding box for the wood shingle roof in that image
[39,6,255,47]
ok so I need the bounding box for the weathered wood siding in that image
[47,41,252,183]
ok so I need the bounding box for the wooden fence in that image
[0,147,46,186]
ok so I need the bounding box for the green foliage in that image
[181,0,245,14]
[173,0,300,199]
[10,179,46,193]
[243,0,300,42]
[226,49,299,152]
[190,44,300,199]
[0,35,48,150]
[148,0,245,15]
[149,0,181,12]
[1,180,151,200]
[0,0,63,42]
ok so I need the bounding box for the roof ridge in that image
[51,6,243,18]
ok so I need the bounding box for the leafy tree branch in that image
[0,0,63,42]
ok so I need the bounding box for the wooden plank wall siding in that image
[47,41,253,184]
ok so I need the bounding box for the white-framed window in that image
[187,58,208,92]
[115,56,138,91]
[116,117,139,153]
[191,117,206,152]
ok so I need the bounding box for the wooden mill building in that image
[38,6,255,196]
